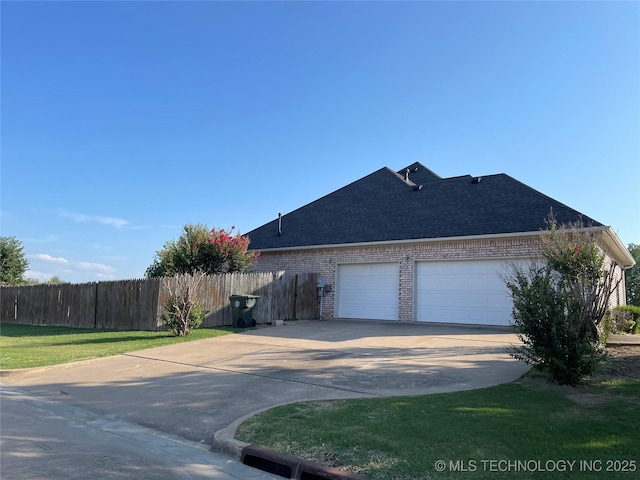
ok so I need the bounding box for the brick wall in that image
[252,234,628,323]
[252,235,544,321]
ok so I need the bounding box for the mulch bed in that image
[601,345,640,381]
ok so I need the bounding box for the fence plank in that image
[1,271,319,331]
[296,273,320,320]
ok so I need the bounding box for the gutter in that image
[250,228,636,268]
[249,230,543,253]
[571,225,635,268]
[602,227,636,268]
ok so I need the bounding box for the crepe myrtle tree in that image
[146,224,259,278]
[504,211,621,385]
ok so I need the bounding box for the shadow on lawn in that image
[0,324,117,337]
[0,323,238,341]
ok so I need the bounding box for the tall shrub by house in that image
[505,212,621,385]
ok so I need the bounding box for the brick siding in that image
[252,235,545,321]
[252,234,628,322]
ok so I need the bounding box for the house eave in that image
[250,227,635,267]
[602,227,636,268]
[565,225,635,268]
[250,230,545,253]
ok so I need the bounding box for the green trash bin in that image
[229,294,260,328]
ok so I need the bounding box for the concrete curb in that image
[607,334,640,346]
[212,400,370,479]
[212,400,308,457]
[240,444,367,480]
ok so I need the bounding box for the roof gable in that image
[246,163,602,250]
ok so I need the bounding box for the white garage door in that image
[336,263,399,320]
[415,260,517,326]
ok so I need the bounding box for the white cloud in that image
[57,208,129,228]
[95,272,117,280]
[30,253,69,264]
[28,252,117,282]
[24,270,55,282]
[25,235,61,243]
[76,262,116,274]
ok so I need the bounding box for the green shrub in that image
[506,262,604,385]
[162,300,204,337]
[504,212,620,385]
[161,273,206,337]
[600,312,612,345]
[611,305,640,334]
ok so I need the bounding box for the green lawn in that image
[237,371,640,480]
[0,323,237,369]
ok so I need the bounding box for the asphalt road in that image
[0,387,279,480]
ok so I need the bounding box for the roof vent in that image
[413,184,423,191]
[404,168,410,182]
[471,177,482,184]
[277,213,282,236]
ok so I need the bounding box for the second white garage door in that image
[336,263,399,320]
[415,260,517,326]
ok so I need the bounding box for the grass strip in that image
[0,323,237,369]
[236,372,640,480]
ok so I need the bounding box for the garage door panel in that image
[416,260,519,326]
[337,263,398,320]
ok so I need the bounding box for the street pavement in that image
[1,386,280,480]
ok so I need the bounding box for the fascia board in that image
[250,228,636,268]
[249,231,544,253]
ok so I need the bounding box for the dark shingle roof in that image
[246,162,601,250]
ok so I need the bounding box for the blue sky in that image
[2,1,638,284]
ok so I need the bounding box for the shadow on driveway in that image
[1,319,529,447]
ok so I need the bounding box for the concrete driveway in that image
[1,319,529,454]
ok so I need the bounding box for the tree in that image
[625,243,640,306]
[504,212,621,385]
[0,236,29,285]
[540,215,620,342]
[146,224,258,278]
[22,275,67,286]
[47,276,67,284]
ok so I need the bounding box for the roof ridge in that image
[397,162,442,183]
[387,166,417,186]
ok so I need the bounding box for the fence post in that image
[93,282,99,329]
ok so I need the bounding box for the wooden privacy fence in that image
[0,272,319,331]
